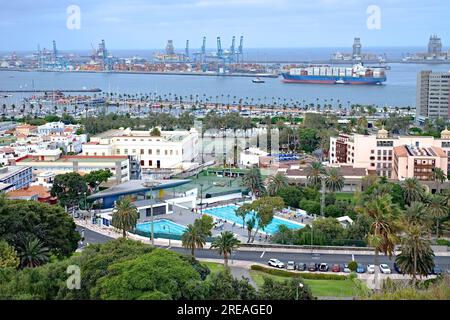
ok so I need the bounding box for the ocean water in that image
[0,47,449,108]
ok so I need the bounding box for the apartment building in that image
[82,127,199,174]
[330,127,450,180]
[14,150,130,184]
[0,165,32,190]
[416,70,450,120]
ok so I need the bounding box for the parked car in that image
[297,263,307,271]
[343,264,351,273]
[286,261,296,270]
[308,262,318,272]
[432,266,443,275]
[367,264,376,274]
[319,263,329,272]
[379,264,391,274]
[394,262,404,274]
[356,263,366,273]
[268,259,285,268]
[331,264,341,272]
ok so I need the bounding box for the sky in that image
[0,0,449,51]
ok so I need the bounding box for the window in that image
[148,149,152,155]
[149,160,152,166]
[170,150,173,155]
[165,150,168,155]
[140,149,144,155]
[157,149,160,155]
[132,149,136,154]
[140,160,144,166]
[124,149,128,155]
[116,149,120,154]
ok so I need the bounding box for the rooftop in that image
[92,128,195,142]
[7,185,53,199]
[16,155,128,163]
[0,166,30,180]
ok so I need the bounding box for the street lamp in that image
[145,179,161,246]
[199,183,204,215]
[319,174,327,216]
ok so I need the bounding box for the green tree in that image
[250,196,285,242]
[364,195,400,290]
[242,167,265,199]
[0,240,19,268]
[92,249,205,300]
[210,231,240,268]
[236,203,253,230]
[150,127,161,136]
[266,172,288,196]
[181,224,206,257]
[395,223,435,285]
[306,162,326,188]
[258,277,313,300]
[206,270,257,300]
[0,199,79,258]
[193,215,214,237]
[276,186,303,208]
[51,172,88,209]
[298,127,319,153]
[425,194,448,238]
[84,169,113,191]
[18,238,50,268]
[111,196,139,238]
[325,167,344,192]
[401,178,425,206]
[431,167,446,194]
[404,201,432,229]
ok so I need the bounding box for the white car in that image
[367,264,376,274]
[379,264,392,274]
[268,259,285,268]
[286,261,296,270]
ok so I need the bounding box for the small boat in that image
[335,79,346,84]
[252,77,265,83]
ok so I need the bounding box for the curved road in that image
[77,227,450,272]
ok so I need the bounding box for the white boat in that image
[252,77,265,83]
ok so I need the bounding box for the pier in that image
[0,89,102,93]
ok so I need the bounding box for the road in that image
[77,227,450,272]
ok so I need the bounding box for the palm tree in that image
[266,172,288,196]
[242,167,265,199]
[325,167,344,192]
[111,196,139,238]
[364,195,400,290]
[305,162,326,188]
[396,222,435,286]
[404,201,431,228]
[19,237,50,268]
[236,203,253,231]
[431,167,446,194]
[181,224,206,257]
[425,194,448,238]
[402,178,424,206]
[210,231,240,268]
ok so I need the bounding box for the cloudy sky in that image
[1,0,449,50]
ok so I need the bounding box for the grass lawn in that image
[335,192,355,203]
[202,261,225,274]
[249,270,362,298]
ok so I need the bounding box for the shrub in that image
[250,265,347,280]
[348,261,358,272]
[435,239,450,246]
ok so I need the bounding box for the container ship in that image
[281,64,386,85]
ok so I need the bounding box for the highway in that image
[77,227,450,272]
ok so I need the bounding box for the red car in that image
[331,264,341,272]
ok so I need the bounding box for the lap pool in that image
[135,219,187,236]
[203,204,304,235]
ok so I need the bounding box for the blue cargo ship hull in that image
[281,73,386,85]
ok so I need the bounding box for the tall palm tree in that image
[236,203,253,231]
[242,167,265,199]
[395,222,435,286]
[111,196,139,238]
[364,195,400,290]
[18,237,50,268]
[266,172,288,196]
[181,224,206,257]
[325,167,344,192]
[431,167,446,194]
[425,194,448,238]
[306,162,326,188]
[210,231,240,268]
[404,201,431,228]
[402,178,424,206]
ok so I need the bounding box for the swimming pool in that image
[135,219,187,236]
[203,204,304,235]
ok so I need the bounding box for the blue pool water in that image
[135,219,187,236]
[203,204,304,235]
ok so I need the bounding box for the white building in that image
[416,70,450,119]
[239,147,269,167]
[82,127,199,174]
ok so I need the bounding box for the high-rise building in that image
[352,37,362,57]
[416,70,450,119]
[165,40,175,55]
[428,34,443,55]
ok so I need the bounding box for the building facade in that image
[0,166,32,190]
[82,128,199,175]
[416,70,450,120]
[330,128,450,180]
